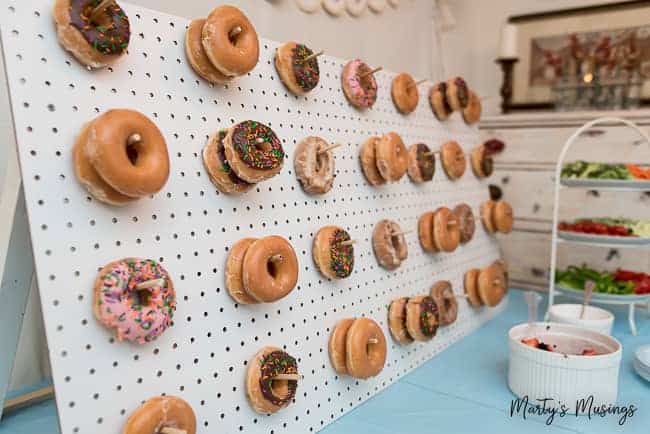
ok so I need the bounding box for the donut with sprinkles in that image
[246,346,299,414]
[224,120,285,183]
[313,226,355,279]
[275,42,321,95]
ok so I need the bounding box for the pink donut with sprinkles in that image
[93,258,176,344]
[341,59,378,109]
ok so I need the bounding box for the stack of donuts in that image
[429,76,482,125]
[480,200,514,234]
[388,280,458,345]
[73,109,170,206]
[185,5,259,84]
[329,317,387,379]
[360,132,408,185]
[203,120,285,194]
[418,206,465,254]
[464,260,509,308]
[226,235,299,304]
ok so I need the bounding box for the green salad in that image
[561,161,632,180]
[555,265,635,295]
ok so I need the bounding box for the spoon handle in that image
[581,280,595,319]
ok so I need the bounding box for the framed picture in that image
[508,1,650,107]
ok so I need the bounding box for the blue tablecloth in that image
[2,291,648,434]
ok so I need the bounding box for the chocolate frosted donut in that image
[313,226,355,279]
[429,82,452,121]
[430,280,458,325]
[224,120,284,183]
[405,295,439,341]
[453,203,475,244]
[470,144,494,179]
[372,219,408,270]
[203,129,253,194]
[407,143,435,183]
[246,347,299,414]
[275,42,320,95]
[54,0,130,68]
[446,77,469,111]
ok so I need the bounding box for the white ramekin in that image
[508,322,622,412]
[548,304,615,336]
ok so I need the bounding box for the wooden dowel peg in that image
[392,230,413,237]
[270,254,284,262]
[455,294,469,299]
[319,143,342,154]
[359,66,382,79]
[407,79,427,89]
[90,0,115,23]
[127,133,142,146]
[255,137,265,144]
[272,373,302,381]
[340,239,357,246]
[422,151,439,157]
[301,50,324,63]
[160,428,187,434]
[135,278,166,290]
[368,338,379,344]
[228,26,243,40]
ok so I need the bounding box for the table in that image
[2,290,648,434]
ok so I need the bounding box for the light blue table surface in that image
[2,291,648,434]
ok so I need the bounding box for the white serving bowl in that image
[548,303,614,335]
[508,322,622,412]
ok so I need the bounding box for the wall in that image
[0,0,437,392]
[435,0,629,116]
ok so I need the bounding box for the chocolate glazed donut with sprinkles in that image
[224,120,285,183]
[246,346,300,414]
[92,258,176,344]
[53,0,131,69]
[405,295,439,341]
[275,42,321,96]
[313,226,355,280]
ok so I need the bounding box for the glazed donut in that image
[375,132,408,182]
[202,129,253,195]
[275,42,320,96]
[494,201,514,233]
[387,0,399,6]
[73,122,136,206]
[440,140,466,180]
[53,0,130,69]
[433,207,461,252]
[185,19,231,84]
[246,346,299,414]
[453,203,475,244]
[480,200,497,233]
[368,0,387,13]
[223,120,284,183]
[430,281,458,325]
[407,143,435,183]
[359,136,386,186]
[323,0,346,16]
[418,211,437,253]
[242,236,298,302]
[470,144,494,179]
[123,396,196,434]
[294,136,335,195]
[341,59,378,109]
[201,5,259,77]
[84,109,170,197]
[328,318,354,375]
[388,297,412,345]
[429,82,452,121]
[313,226,354,279]
[391,73,419,114]
[225,237,260,305]
[345,318,387,379]
[93,258,175,344]
[478,264,506,307]
[372,219,408,270]
[462,90,482,124]
[346,0,368,17]
[463,268,483,307]
[493,259,510,288]
[295,0,321,13]
[405,296,439,341]
[446,77,470,111]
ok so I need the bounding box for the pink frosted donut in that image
[93,258,176,344]
[341,59,378,109]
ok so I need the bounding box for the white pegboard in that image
[0,1,505,433]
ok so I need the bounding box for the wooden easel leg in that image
[0,187,34,420]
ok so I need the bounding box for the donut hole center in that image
[132,288,152,307]
[390,234,401,249]
[315,152,325,171]
[266,256,282,278]
[126,143,139,165]
[228,26,243,45]
[271,379,289,398]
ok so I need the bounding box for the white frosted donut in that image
[322,0,346,16]
[387,0,399,7]
[346,0,367,16]
[295,0,322,13]
[368,0,387,13]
